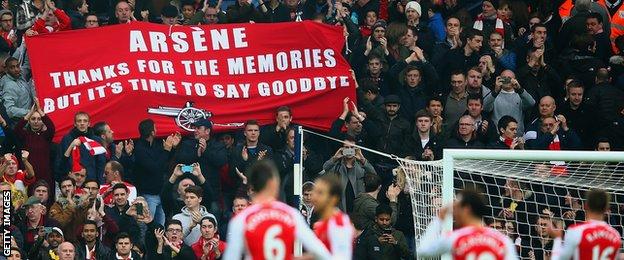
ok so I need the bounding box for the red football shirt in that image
[551,220,622,260]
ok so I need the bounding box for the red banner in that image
[26,21,355,141]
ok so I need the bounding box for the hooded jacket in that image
[172,205,215,246]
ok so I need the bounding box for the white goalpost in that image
[398,149,624,259]
[296,127,624,259]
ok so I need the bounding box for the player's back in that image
[450,226,512,260]
[313,210,354,258]
[240,201,298,260]
[568,220,621,260]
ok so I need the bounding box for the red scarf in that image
[473,14,505,43]
[548,135,561,150]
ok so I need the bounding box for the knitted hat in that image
[483,0,499,10]
[371,19,387,31]
[405,1,421,16]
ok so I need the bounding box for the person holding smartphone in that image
[322,137,377,213]
[354,204,411,259]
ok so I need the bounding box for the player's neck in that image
[461,217,483,228]
[321,206,337,220]
[586,212,605,222]
[252,192,276,204]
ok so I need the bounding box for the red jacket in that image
[14,117,55,195]
[32,9,72,34]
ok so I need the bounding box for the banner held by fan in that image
[26,21,355,142]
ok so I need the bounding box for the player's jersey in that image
[222,201,332,260]
[313,210,354,259]
[417,218,518,260]
[551,220,622,260]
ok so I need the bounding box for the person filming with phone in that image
[322,136,377,213]
[354,204,411,260]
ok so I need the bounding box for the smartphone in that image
[43,227,54,234]
[136,203,143,216]
[342,148,355,157]
[383,228,392,235]
[501,77,511,84]
[181,164,194,173]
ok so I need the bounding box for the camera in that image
[181,164,194,173]
[136,203,144,215]
[342,147,356,157]
[501,76,511,84]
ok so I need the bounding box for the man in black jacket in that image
[74,220,110,259]
[259,106,293,151]
[329,97,381,150]
[557,80,594,149]
[104,184,140,245]
[133,119,180,226]
[585,69,624,149]
[374,95,411,158]
[230,120,273,185]
[404,110,442,160]
[445,115,485,148]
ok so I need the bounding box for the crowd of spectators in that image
[0,0,624,259]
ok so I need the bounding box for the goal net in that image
[397,149,624,259]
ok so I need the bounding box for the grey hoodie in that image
[173,205,215,245]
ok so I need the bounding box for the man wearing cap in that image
[28,226,65,260]
[18,196,61,254]
[174,118,225,213]
[374,95,410,157]
[162,4,180,25]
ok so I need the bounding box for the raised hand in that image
[258,150,267,160]
[386,183,401,202]
[235,167,247,184]
[124,140,134,155]
[21,150,29,161]
[115,142,124,158]
[241,146,249,161]
[155,228,165,245]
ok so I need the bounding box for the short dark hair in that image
[427,97,443,107]
[457,189,488,219]
[530,23,547,33]
[247,160,279,192]
[363,173,381,192]
[467,66,482,75]
[138,119,155,139]
[414,109,433,121]
[83,179,99,188]
[83,220,98,230]
[115,232,132,244]
[317,174,342,198]
[32,179,50,191]
[107,161,124,178]
[112,183,129,193]
[586,189,610,214]
[92,122,108,137]
[572,33,595,51]
[451,70,465,78]
[244,120,260,129]
[596,137,611,146]
[185,185,204,198]
[368,53,382,62]
[404,65,421,76]
[497,115,517,134]
[463,28,483,42]
[467,94,483,105]
[70,0,85,10]
[276,106,291,116]
[166,219,183,229]
[4,57,17,66]
[360,80,380,95]
[566,80,584,91]
[60,177,76,187]
[201,215,218,228]
[375,203,393,217]
[587,12,603,24]
[181,0,195,7]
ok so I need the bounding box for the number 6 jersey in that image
[223,201,333,260]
